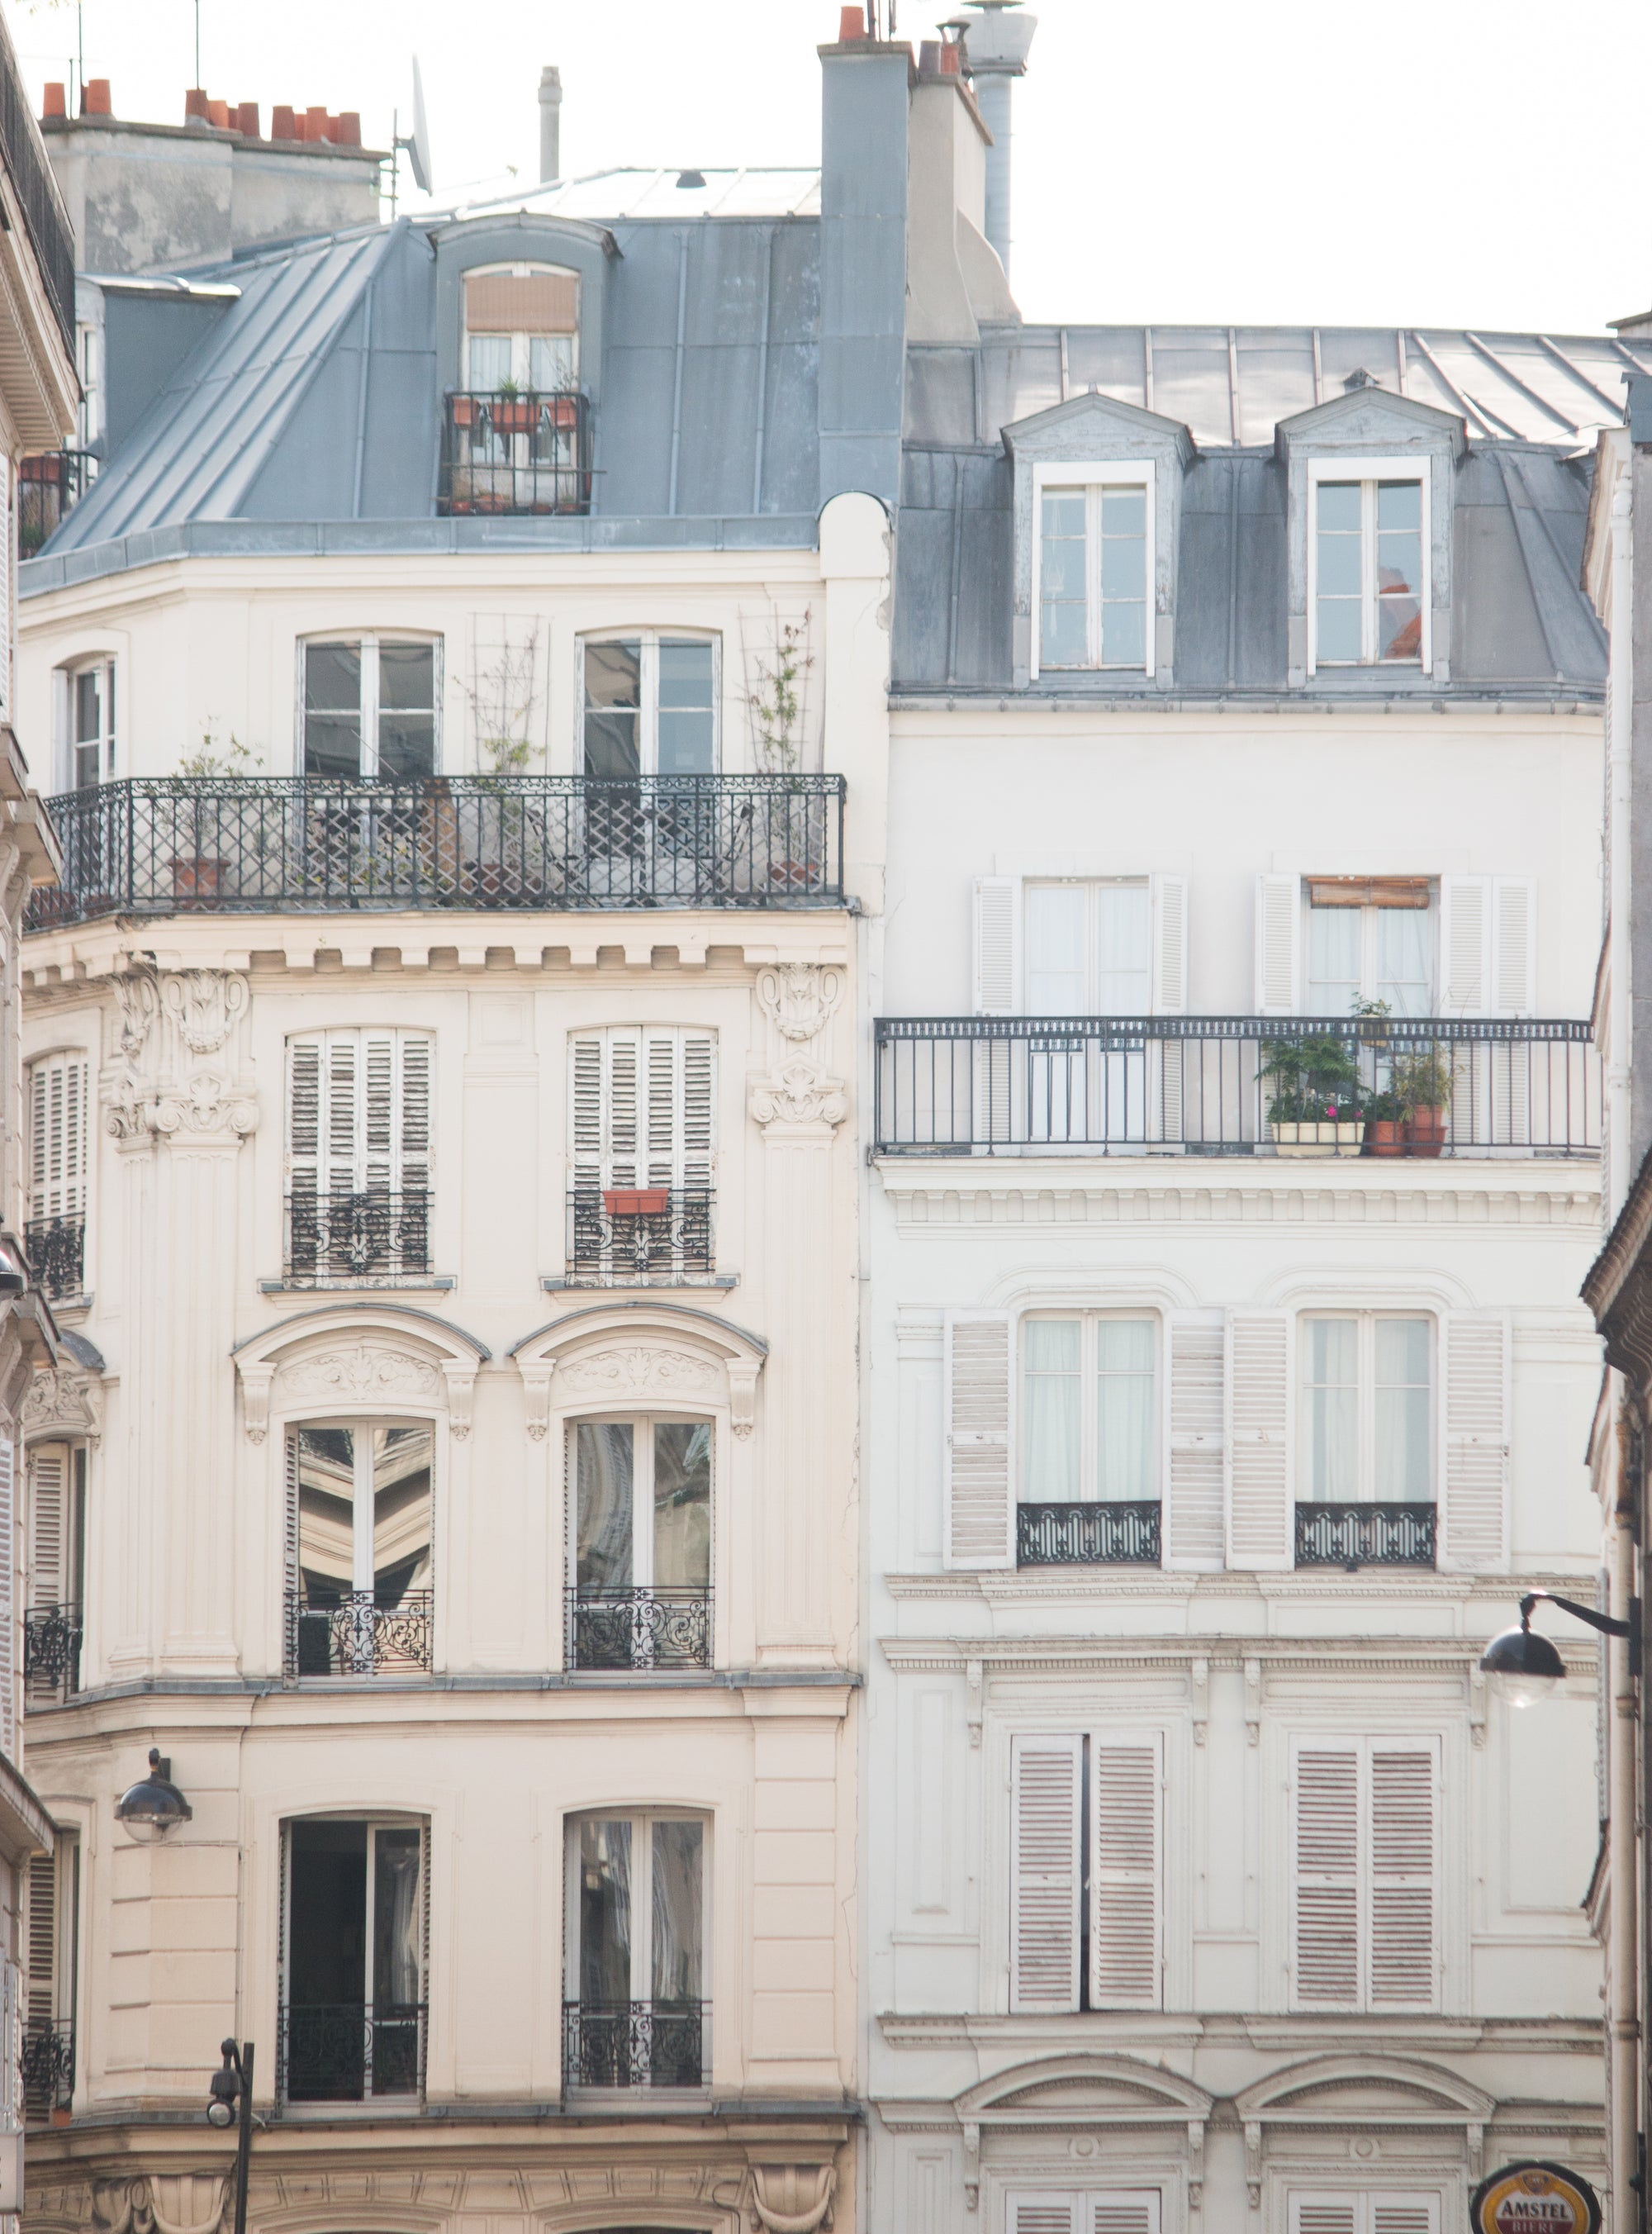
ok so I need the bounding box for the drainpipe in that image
[1612,1447,1640,2230]
[1610,473,1633,1219]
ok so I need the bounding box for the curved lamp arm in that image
[1520,1590,1640,1676]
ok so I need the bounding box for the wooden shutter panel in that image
[1437,1314,1509,1574]
[1007,2201,1080,2234]
[1292,1744,1360,2010]
[28,1057,88,1221]
[1150,873,1188,1013]
[973,877,1018,1013]
[1256,872,1301,1015]
[27,1445,67,1609]
[1289,2202,1359,2234]
[1163,1314,1224,1571]
[569,1034,607,1188]
[1223,1310,1294,1571]
[944,1310,1014,1570]
[1491,877,1536,1015]
[1090,1739,1161,2010]
[0,1438,16,1756]
[1370,1745,1436,2009]
[642,1028,718,1191]
[325,1033,361,1190]
[679,1032,716,1190]
[1091,2205,1160,2234]
[398,1036,433,1195]
[1370,2201,1440,2234]
[287,1037,323,1200]
[609,1030,641,1190]
[1009,1735,1080,2013]
[283,1428,301,1632]
[1438,875,1489,1015]
[24,1851,54,2030]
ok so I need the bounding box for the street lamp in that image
[114,1750,192,1842]
[1479,1590,1640,1708]
[206,2039,254,2234]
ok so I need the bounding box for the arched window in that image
[463,262,579,392]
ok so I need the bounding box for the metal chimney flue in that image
[538,65,562,184]
[956,0,1036,281]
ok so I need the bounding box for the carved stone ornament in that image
[105,967,256,1143]
[162,968,249,1054]
[749,2165,837,2234]
[757,961,843,1045]
[273,1343,444,1420]
[154,1072,258,1138]
[93,2175,228,2234]
[556,1345,721,1403]
[21,1365,102,1444]
[748,1058,847,1132]
[112,966,159,1064]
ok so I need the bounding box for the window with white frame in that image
[287,1419,434,1676]
[1023,1314,1156,1505]
[1036,470,1151,673]
[1304,877,1435,1016]
[570,1416,711,1669]
[1311,469,1425,668]
[566,1809,708,2088]
[1009,1731,1163,2015]
[63,658,115,788]
[301,637,439,781]
[282,1816,426,2102]
[463,263,579,392]
[1006,2194,1162,2234]
[580,635,718,777]
[26,1054,89,1299]
[25,1440,85,1700]
[1286,2195,1441,2234]
[1290,1736,1438,2013]
[1299,1314,1431,1506]
[1024,880,1153,1015]
[24,1830,78,2108]
[285,1029,433,1283]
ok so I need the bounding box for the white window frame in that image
[59,656,116,789]
[279,1812,429,2101]
[1019,1310,1161,1505]
[1306,456,1431,675]
[563,1806,712,2050]
[1298,1311,1435,1506]
[296,634,444,780]
[462,259,581,391]
[1303,884,1437,1015]
[576,631,722,775]
[567,1410,714,1595]
[1030,459,1156,682]
[291,1415,436,1599]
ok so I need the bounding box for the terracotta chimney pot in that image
[41,83,65,119]
[83,78,112,116]
[939,38,961,71]
[335,111,361,145]
[183,85,208,121]
[271,104,297,140]
[206,97,230,128]
[235,101,259,137]
[838,7,866,39]
[304,104,329,141]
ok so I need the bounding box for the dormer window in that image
[1033,463,1153,673]
[463,264,578,393]
[1308,461,1427,670]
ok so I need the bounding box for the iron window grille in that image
[285,1190,431,1286]
[23,1604,81,1703]
[562,1999,706,2090]
[21,2019,74,2119]
[564,1187,714,1285]
[564,1587,712,1671]
[439,389,591,516]
[23,1214,83,1302]
[1294,1503,1437,1568]
[278,2001,427,2105]
[1017,1500,1161,1566]
[284,1590,435,1680]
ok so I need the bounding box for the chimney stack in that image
[538,65,562,184]
[956,0,1036,280]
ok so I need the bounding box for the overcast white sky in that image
[11,0,1648,335]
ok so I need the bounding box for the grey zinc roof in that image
[893,327,1621,697]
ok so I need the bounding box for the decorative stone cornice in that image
[1584,1134,1652,1379]
[876,1633,1597,1677]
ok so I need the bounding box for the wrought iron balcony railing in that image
[565,1187,714,1285]
[0,36,74,356]
[563,1999,706,2090]
[285,1590,434,1679]
[27,775,847,929]
[279,2000,426,2104]
[21,2019,74,2118]
[17,449,93,555]
[23,1213,83,1301]
[565,1587,713,1671]
[23,1604,81,1702]
[1295,1502,1437,1568]
[285,1190,430,1286]
[1018,1500,1161,1566]
[439,389,592,516]
[876,1014,1599,1160]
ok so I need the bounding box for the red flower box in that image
[603,1186,670,1216]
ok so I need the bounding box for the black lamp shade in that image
[1479,1621,1567,1706]
[115,1753,192,1840]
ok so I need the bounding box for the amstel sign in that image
[1469,2163,1601,2234]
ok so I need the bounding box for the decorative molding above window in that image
[510,1300,767,1443]
[232,1305,490,1444]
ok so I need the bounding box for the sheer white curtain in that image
[1374,1317,1431,1500]
[1303,1317,1358,1500]
[1374,907,1432,1016]
[1096,1318,1155,1500]
[1023,1318,1081,1497]
[1306,906,1361,1014]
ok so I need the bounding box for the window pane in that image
[583,641,642,778]
[1094,882,1151,1011]
[1095,1318,1155,1502]
[657,640,716,776]
[1307,905,1363,1015]
[653,1420,710,1589]
[652,1820,704,2002]
[529,334,575,389]
[1099,597,1146,668]
[288,1818,368,2009]
[1303,1317,1358,1500]
[372,1828,422,2008]
[1099,485,1146,668]
[297,1426,355,1607]
[378,649,438,781]
[304,643,363,778]
[1376,479,1422,533]
[467,333,510,388]
[1316,483,1363,665]
[1374,1317,1431,1502]
[1377,590,1422,661]
[1317,481,1361,531]
[377,713,435,782]
[1374,904,1433,1016]
[1023,1317,1081,1500]
[576,1422,634,1591]
[1316,596,1362,663]
[1100,485,1146,538]
[73,669,100,744]
[371,1425,432,1604]
[1025,884,1088,1013]
[379,644,434,710]
[1040,488,1087,668]
[578,1818,633,2002]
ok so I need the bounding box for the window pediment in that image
[233,1305,489,1444]
[956,2051,1213,2127]
[1234,2052,1493,2126]
[510,1301,767,1442]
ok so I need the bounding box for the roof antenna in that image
[388,55,432,217]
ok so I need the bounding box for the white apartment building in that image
[865,302,1631,2228]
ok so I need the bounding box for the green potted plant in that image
[1260,1030,1365,1157]
[1362,1087,1407,1157]
[491,376,536,436]
[1394,1043,1455,1157]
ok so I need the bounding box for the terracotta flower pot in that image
[451,395,476,427]
[603,1187,670,1216]
[1365,1119,1407,1157]
[491,400,537,435]
[1270,1120,1365,1159]
[170,854,227,901]
[1405,1107,1448,1158]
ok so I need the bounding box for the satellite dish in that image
[395,56,432,195]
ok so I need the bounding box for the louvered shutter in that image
[1009,1735,1080,2013]
[26,1445,67,1611]
[1006,2200,1080,2234]
[1437,1314,1509,1574]
[1150,874,1188,1013]
[644,1029,717,1190]
[24,1851,54,2031]
[1090,2203,1160,2234]
[283,1428,301,1669]
[1292,1744,1360,2010]
[567,1028,715,1193]
[1369,1745,1436,2009]
[1370,2200,1440,2234]
[1490,877,1536,1015]
[1256,872,1301,1015]
[973,877,1019,1012]
[1289,2202,1359,2234]
[28,1057,88,1221]
[1438,875,1488,1015]
[1223,1310,1294,1571]
[0,463,12,719]
[1090,1739,1161,2010]
[0,1438,17,1756]
[944,1310,1014,1570]
[1163,1314,1224,1571]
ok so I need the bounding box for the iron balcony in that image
[438,389,592,516]
[17,449,93,555]
[1294,1502,1437,1569]
[21,2019,74,2119]
[279,2001,426,2106]
[563,1999,706,2090]
[285,1590,434,1680]
[0,36,75,355]
[28,774,847,929]
[876,1013,1599,1159]
[565,1186,714,1286]
[285,1190,431,1288]
[565,1587,713,1671]
[23,1603,81,1703]
[1018,1500,1161,1566]
[24,1212,83,1302]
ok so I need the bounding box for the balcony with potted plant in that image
[1260,1029,1366,1157]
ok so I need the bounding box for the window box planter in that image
[450,395,476,428]
[1405,1106,1448,1157]
[169,854,228,901]
[1270,1119,1365,1158]
[491,400,538,435]
[603,1187,670,1216]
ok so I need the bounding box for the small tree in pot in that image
[1393,1043,1455,1157]
[1260,1030,1365,1157]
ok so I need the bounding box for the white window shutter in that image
[1256,872,1301,1015]
[286,1037,324,1198]
[944,1309,1014,1570]
[568,1033,609,1188]
[1438,875,1490,1015]
[609,1030,641,1188]
[1006,2199,1080,2234]
[643,1028,718,1190]
[1091,2204,1161,2234]
[973,876,1019,1013]
[1289,2201,1360,2234]
[28,1057,88,1222]
[679,1031,716,1190]
[1291,1743,1360,2011]
[24,1851,55,2032]
[326,1032,361,1188]
[1090,1738,1162,2010]
[1490,876,1536,1016]
[1437,1313,1509,1574]
[1370,2200,1441,2234]
[26,1444,67,1610]
[1369,1744,1437,2010]
[398,1035,433,1194]
[1223,1310,1294,1571]
[1150,872,1189,1014]
[0,1438,16,1757]
[1163,1314,1224,1572]
[1009,1735,1080,2013]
